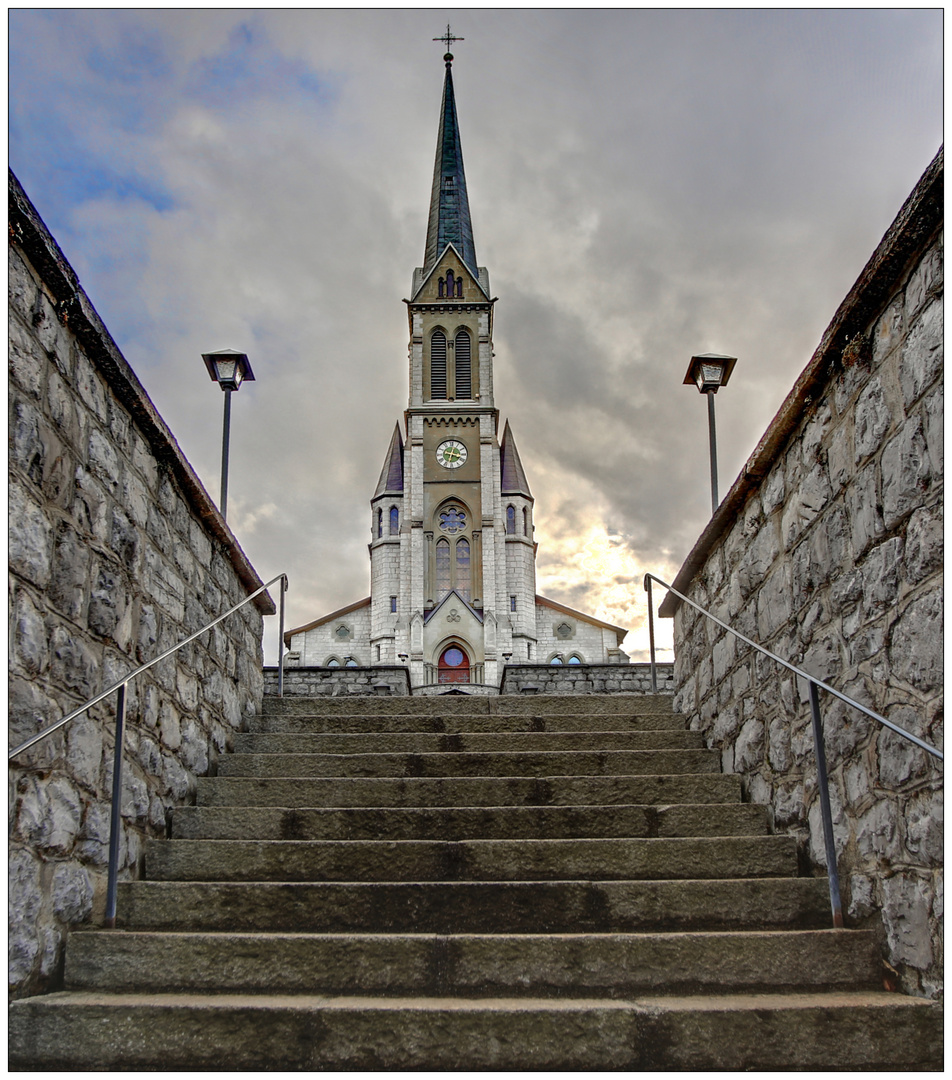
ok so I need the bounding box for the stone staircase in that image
[9,693,942,1069]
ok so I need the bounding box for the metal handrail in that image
[644,572,942,928]
[9,572,288,927]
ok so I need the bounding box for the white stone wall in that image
[534,605,626,665]
[670,169,942,998]
[9,178,271,997]
[295,603,373,667]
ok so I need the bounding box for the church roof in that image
[500,421,532,497]
[536,595,629,645]
[374,423,404,497]
[423,56,478,278]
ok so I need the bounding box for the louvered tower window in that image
[455,330,471,398]
[430,331,447,399]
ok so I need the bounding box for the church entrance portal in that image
[438,645,471,684]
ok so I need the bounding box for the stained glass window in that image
[506,505,515,534]
[376,508,383,538]
[523,507,529,535]
[389,506,399,535]
[439,508,466,533]
[436,538,451,598]
[456,537,471,603]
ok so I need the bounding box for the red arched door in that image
[438,645,471,684]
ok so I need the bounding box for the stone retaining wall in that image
[500,663,674,696]
[263,665,412,696]
[9,174,274,996]
[665,151,943,997]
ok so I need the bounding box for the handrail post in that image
[808,680,844,928]
[277,574,287,698]
[645,575,658,694]
[104,684,128,930]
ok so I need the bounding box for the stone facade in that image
[9,173,274,996]
[663,150,943,997]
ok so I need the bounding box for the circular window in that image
[443,647,465,667]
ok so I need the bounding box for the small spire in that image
[500,422,532,497]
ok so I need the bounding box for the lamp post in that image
[202,350,255,521]
[683,353,737,515]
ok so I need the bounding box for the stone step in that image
[248,711,686,734]
[10,990,941,1070]
[64,929,881,996]
[234,729,701,754]
[217,748,721,779]
[144,835,798,883]
[197,772,741,808]
[261,693,675,716]
[117,877,835,933]
[172,802,770,841]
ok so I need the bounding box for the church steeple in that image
[423,52,478,277]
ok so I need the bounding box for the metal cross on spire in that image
[433,23,463,56]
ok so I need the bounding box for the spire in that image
[500,421,532,497]
[374,424,404,497]
[423,52,478,277]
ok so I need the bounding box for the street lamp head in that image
[202,349,256,392]
[684,353,737,394]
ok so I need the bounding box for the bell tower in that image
[288,37,628,684]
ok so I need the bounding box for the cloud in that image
[9,10,942,663]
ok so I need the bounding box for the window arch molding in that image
[548,654,565,665]
[568,654,584,665]
[324,656,342,668]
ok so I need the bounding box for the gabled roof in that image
[424,589,484,626]
[536,595,629,645]
[284,596,371,645]
[373,423,404,497]
[410,242,491,304]
[424,56,478,278]
[500,421,532,497]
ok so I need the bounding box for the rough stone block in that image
[847,466,883,558]
[74,352,108,423]
[900,298,942,408]
[872,294,903,366]
[861,537,904,616]
[51,861,94,925]
[9,483,53,588]
[903,789,943,866]
[13,587,49,678]
[67,716,105,789]
[904,506,942,585]
[881,416,931,529]
[50,625,100,698]
[853,377,892,462]
[8,849,43,986]
[888,588,942,693]
[904,242,942,321]
[881,872,933,970]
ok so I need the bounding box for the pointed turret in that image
[500,421,532,497]
[423,53,478,277]
[374,424,404,497]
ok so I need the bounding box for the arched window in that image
[568,655,583,664]
[389,506,399,535]
[456,277,463,298]
[455,537,471,603]
[376,508,383,538]
[454,329,471,398]
[506,505,516,534]
[436,538,451,598]
[344,658,358,667]
[523,507,529,535]
[326,657,341,668]
[550,655,564,665]
[438,277,445,298]
[446,270,455,297]
[430,331,447,399]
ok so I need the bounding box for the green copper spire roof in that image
[424,53,478,277]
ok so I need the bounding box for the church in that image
[285,48,629,687]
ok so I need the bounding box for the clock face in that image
[436,440,467,469]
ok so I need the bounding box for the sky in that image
[9,9,943,665]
